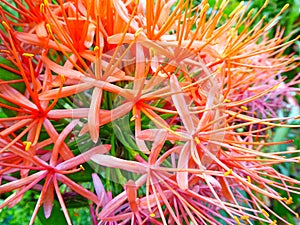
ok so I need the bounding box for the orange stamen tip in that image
[132,0,139,4]
[294,115,300,119]
[194,137,201,144]
[1,21,10,31]
[241,215,249,220]
[285,197,293,205]
[134,28,143,37]
[79,164,85,171]
[269,220,277,225]
[241,106,248,111]
[40,3,45,13]
[247,176,251,183]
[94,46,99,52]
[23,141,32,151]
[262,209,269,217]
[233,216,241,225]
[224,99,231,103]
[150,213,155,217]
[224,169,232,176]
[22,53,34,58]
[46,23,52,34]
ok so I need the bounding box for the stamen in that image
[60,74,66,84]
[94,46,100,52]
[224,99,231,103]
[233,216,241,225]
[44,0,49,7]
[194,137,201,144]
[40,3,45,13]
[80,165,85,171]
[284,197,293,205]
[261,209,269,217]
[241,215,249,220]
[22,53,34,58]
[150,213,155,217]
[241,106,248,111]
[1,21,10,31]
[224,169,232,176]
[269,220,277,225]
[0,50,10,53]
[247,176,251,183]
[23,141,32,151]
[46,23,52,34]
[135,28,143,37]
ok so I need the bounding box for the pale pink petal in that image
[170,74,194,134]
[176,142,190,190]
[56,144,111,171]
[88,87,102,143]
[91,155,147,174]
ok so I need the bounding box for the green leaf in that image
[37,199,68,225]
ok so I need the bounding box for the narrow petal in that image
[91,155,147,174]
[170,74,194,134]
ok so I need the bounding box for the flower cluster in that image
[0,0,300,224]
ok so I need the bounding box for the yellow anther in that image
[240,106,248,111]
[284,197,293,205]
[0,50,10,53]
[1,21,10,31]
[80,165,85,171]
[269,220,277,225]
[224,169,232,176]
[194,137,201,144]
[261,209,269,217]
[268,181,274,185]
[150,213,155,217]
[296,213,299,218]
[22,53,34,58]
[224,99,231,103]
[44,0,49,7]
[60,74,66,83]
[46,23,52,34]
[233,216,241,225]
[132,0,139,5]
[281,4,289,12]
[130,115,138,122]
[217,66,222,73]
[150,47,155,57]
[40,3,45,13]
[241,215,249,220]
[247,176,251,183]
[94,46,99,52]
[23,141,32,151]
[134,28,143,37]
